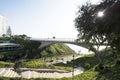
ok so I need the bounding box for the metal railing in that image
[30,38,76,43]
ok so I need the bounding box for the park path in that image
[0,67,84,78]
[0,68,20,77]
[0,55,84,78]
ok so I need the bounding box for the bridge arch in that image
[30,38,91,52]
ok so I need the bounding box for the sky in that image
[0,0,100,53]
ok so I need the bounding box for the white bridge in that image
[30,38,90,50]
[0,38,91,51]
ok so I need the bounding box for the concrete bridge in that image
[0,38,90,51]
[30,38,90,50]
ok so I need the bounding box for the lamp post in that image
[72,54,74,80]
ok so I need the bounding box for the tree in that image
[94,0,120,51]
[40,50,48,62]
[75,0,120,63]
[75,2,103,63]
[10,34,41,59]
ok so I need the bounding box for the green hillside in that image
[0,43,75,61]
[0,43,76,72]
[40,43,75,57]
[1,48,120,80]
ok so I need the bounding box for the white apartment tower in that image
[0,14,11,36]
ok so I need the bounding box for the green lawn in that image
[0,61,14,68]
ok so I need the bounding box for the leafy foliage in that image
[75,0,120,47]
[0,61,14,67]
[75,0,120,64]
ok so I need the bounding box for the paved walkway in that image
[0,68,20,77]
[0,67,84,79]
[19,68,69,73]
[47,55,82,64]
[0,55,84,78]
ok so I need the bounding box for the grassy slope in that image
[0,61,14,67]
[0,43,76,71]
[1,45,120,80]
[0,43,75,61]
[69,49,120,80]
[18,49,120,79]
[20,43,76,70]
[40,43,75,56]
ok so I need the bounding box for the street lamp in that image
[72,54,74,80]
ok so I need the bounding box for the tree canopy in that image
[75,0,120,53]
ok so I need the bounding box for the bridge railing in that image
[30,38,76,43]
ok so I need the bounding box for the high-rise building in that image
[0,14,11,36]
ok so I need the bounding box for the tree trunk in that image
[95,51,103,64]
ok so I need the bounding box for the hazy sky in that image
[0,0,100,53]
[0,0,99,38]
